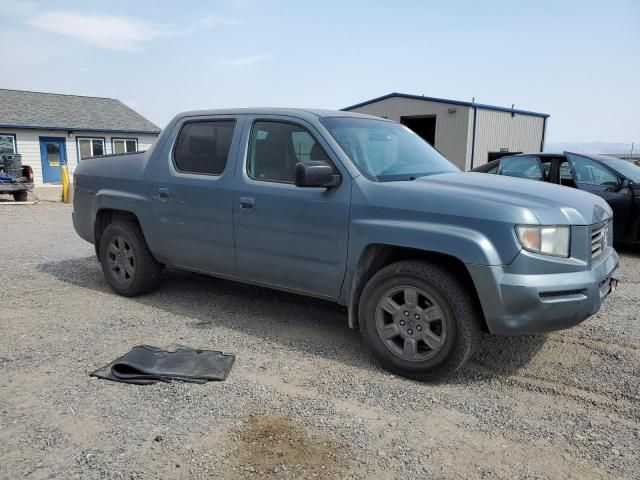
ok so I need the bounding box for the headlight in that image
[516,225,570,257]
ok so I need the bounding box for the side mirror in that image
[295,161,340,188]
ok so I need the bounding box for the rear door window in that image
[173,120,236,175]
[498,156,544,180]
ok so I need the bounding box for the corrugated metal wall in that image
[346,97,472,170]
[471,109,545,168]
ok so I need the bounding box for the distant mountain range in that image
[545,142,637,155]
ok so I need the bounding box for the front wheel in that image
[358,260,481,379]
[99,220,162,297]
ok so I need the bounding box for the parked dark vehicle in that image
[472,152,640,244]
[73,109,619,379]
[0,153,34,201]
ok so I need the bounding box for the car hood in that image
[409,172,612,225]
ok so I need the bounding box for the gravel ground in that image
[1,202,639,480]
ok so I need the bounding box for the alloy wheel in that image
[375,285,447,362]
[106,235,135,286]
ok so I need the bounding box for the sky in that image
[0,0,638,145]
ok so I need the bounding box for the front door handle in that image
[239,196,255,212]
[156,187,170,202]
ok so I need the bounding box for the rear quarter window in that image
[173,120,236,175]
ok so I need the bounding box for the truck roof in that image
[174,107,384,122]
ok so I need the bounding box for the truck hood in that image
[411,172,612,225]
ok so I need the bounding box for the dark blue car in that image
[473,152,640,244]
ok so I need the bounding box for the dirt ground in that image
[1,202,638,479]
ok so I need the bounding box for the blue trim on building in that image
[0,132,18,153]
[342,92,550,118]
[0,124,160,135]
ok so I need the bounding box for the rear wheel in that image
[99,220,162,296]
[359,260,481,379]
[13,190,28,202]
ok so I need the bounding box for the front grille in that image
[591,222,608,259]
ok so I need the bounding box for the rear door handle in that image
[156,187,170,202]
[239,196,255,211]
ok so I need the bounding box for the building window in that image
[112,138,138,154]
[173,120,236,175]
[0,134,17,154]
[78,138,105,159]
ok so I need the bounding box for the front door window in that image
[247,121,332,183]
[568,155,619,187]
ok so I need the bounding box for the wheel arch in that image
[347,244,487,332]
[94,208,143,249]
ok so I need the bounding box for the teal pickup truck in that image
[72,108,619,378]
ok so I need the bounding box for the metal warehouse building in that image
[343,92,549,170]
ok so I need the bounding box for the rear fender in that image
[92,189,159,252]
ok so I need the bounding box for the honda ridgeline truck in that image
[72,109,619,378]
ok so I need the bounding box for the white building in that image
[0,89,161,184]
[343,92,549,170]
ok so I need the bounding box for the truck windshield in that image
[322,117,458,181]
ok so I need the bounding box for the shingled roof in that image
[0,89,161,134]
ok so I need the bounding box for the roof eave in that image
[342,92,550,118]
[0,124,161,135]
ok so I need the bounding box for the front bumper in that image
[468,246,619,335]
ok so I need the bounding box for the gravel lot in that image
[1,202,639,479]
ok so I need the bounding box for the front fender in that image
[349,218,507,267]
[341,217,521,327]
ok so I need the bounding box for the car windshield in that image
[602,157,640,183]
[321,117,458,181]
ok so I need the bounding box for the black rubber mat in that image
[91,344,235,384]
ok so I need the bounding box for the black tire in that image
[99,220,162,297]
[358,260,481,380]
[13,190,28,202]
